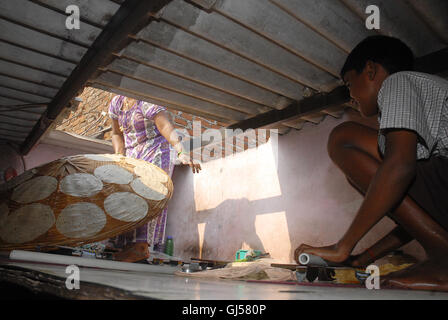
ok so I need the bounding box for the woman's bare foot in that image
[381,257,448,292]
[113,242,149,263]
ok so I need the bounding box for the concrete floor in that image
[2,260,448,300]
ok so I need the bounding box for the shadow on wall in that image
[176,194,291,261]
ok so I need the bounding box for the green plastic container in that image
[165,236,174,256]
[235,249,262,261]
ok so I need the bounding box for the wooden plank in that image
[227,85,349,131]
[281,118,306,130]
[300,113,325,124]
[321,105,346,118]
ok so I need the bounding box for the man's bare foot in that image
[381,258,448,292]
[343,255,370,268]
[294,243,351,264]
[113,242,149,263]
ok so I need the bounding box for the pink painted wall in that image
[0,140,109,177]
[23,143,90,171]
[165,115,426,263]
[0,143,87,181]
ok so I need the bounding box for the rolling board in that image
[190,257,230,269]
[47,245,117,260]
[271,263,369,285]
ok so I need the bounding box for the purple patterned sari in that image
[108,95,174,250]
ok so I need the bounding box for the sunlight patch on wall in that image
[254,211,291,263]
[193,134,281,212]
[197,222,206,259]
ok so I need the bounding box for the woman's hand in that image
[111,119,126,155]
[294,242,350,265]
[178,152,202,174]
[154,112,202,174]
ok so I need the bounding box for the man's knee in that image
[327,121,360,160]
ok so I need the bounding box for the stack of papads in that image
[0,154,173,250]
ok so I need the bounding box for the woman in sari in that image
[108,95,201,261]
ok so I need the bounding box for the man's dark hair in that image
[340,35,414,79]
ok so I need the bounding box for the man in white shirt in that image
[295,36,448,291]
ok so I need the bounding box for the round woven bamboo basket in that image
[0,154,173,250]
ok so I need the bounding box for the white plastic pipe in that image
[298,253,328,266]
[8,250,177,274]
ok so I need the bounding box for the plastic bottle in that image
[164,236,174,256]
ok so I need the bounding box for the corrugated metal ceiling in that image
[0,0,120,147]
[0,0,447,153]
